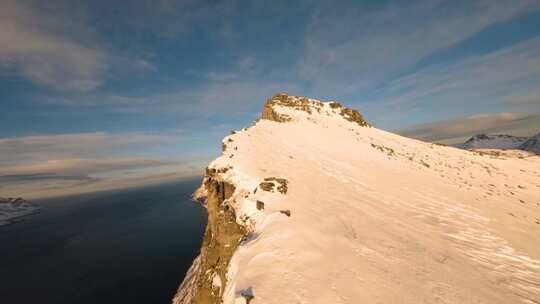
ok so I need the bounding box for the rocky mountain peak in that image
[260,92,370,127]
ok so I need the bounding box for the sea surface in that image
[0,178,207,304]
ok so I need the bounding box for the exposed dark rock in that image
[261,101,292,122]
[329,101,342,109]
[174,170,247,304]
[258,177,288,194]
[264,177,288,194]
[280,210,291,217]
[370,143,394,156]
[217,166,231,174]
[258,182,275,192]
[339,107,370,127]
[256,200,265,210]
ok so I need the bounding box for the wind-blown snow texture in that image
[178,94,540,304]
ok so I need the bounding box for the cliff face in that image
[174,93,540,304]
[173,169,245,304]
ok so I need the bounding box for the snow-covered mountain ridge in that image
[174,93,540,304]
[520,133,540,153]
[457,134,529,150]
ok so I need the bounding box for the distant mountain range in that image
[520,133,540,153]
[456,133,540,153]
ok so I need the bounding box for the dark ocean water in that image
[0,178,207,304]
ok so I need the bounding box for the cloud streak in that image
[360,35,540,129]
[0,131,183,164]
[300,0,539,96]
[383,37,540,107]
[0,130,208,198]
[398,112,540,143]
[0,131,210,198]
[0,157,206,199]
[1,157,173,176]
[0,0,108,91]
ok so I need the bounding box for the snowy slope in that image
[520,133,540,154]
[0,197,40,226]
[179,94,540,304]
[457,134,529,150]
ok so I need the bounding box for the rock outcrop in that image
[261,93,370,127]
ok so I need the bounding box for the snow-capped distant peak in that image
[520,132,540,153]
[0,197,40,226]
[458,133,528,150]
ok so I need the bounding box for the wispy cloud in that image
[1,157,173,176]
[0,157,207,199]
[0,130,208,198]
[0,0,108,91]
[398,112,540,143]
[0,131,183,164]
[359,36,540,129]
[0,1,160,93]
[47,81,296,119]
[299,0,540,96]
[382,37,540,107]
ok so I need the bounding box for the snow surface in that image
[202,97,540,304]
[0,198,40,226]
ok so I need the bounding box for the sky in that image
[1,0,540,198]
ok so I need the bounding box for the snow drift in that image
[173,93,540,304]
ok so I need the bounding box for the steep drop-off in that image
[174,93,540,304]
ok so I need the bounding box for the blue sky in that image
[1,0,540,197]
